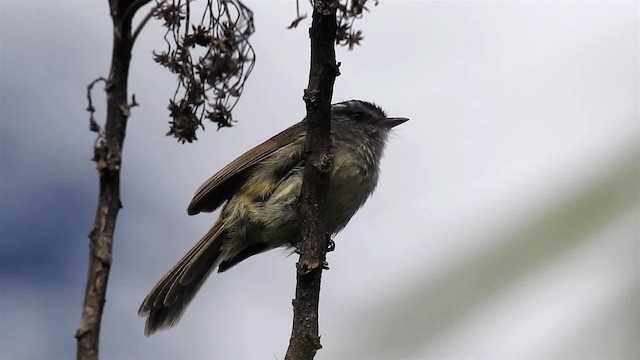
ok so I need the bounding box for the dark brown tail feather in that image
[138,223,225,336]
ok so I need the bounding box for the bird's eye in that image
[352,111,363,121]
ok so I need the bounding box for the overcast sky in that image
[1,0,638,359]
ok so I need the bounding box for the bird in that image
[138,100,408,335]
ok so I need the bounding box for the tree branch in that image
[131,0,166,45]
[285,1,339,359]
[121,0,153,27]
[75,3,135,359]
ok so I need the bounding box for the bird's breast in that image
[325,145,380,233]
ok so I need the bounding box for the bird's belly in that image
[326,164,378,233]
[224,156,378,254]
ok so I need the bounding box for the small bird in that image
[138,100,408,335]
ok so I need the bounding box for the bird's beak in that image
[383,117,409,128]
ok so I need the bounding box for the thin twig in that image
[87,77,107,136]
[122,0,154,26]
[132,0,167,45]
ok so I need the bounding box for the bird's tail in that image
[138,222,225,336]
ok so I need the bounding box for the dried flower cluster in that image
[154,0,256,143]
[288,0,378,50]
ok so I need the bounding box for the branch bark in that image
[285,1,338,359]
[75,1,149,358]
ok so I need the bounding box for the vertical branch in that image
[285,1,339,359]
[75,0,147,358]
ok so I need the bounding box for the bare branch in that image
[288,0,307,28]
[78,0,256,358]
[131,0,167,45]
[86,77,107,136]
[285,0,339,358]
[76,2,137,359]
[122,0,154,26]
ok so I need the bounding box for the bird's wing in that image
[187,122,306,215]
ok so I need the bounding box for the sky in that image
[0,0,638,359]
